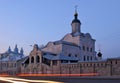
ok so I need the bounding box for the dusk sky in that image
[0,0,120,59]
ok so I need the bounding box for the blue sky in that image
[0,0,120,58]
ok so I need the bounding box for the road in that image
[0,76,120,83]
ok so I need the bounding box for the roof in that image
[21,56,29,63]
[53,40,79,47]
[43,54,78,61]
[0,52,24,61]
[107,57,120,60]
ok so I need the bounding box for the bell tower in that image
[71,6,81,35]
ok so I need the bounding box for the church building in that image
[21,11,120,76]
[0,45,24,75]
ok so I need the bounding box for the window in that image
[61,60,68,63]
[90,56,92,61]
[97,63,99,66]
[87,56,89,61]
[31,56,34,63]
[90,48,92,52]
[75,54,77,57]
[36,55,40,63]
[86,64,88,66]
[83,46,85,51]
[101,63,103,66]
[87,47,89,52]
[68,54,71,57]
[70,60,78,63]
[111,61,112,64]
[116,61,117,64]
[90,64,92,66]
[84,56,86,61]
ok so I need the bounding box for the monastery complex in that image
[0,11,120,76]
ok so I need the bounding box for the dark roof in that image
[20,56,29,63]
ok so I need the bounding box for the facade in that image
[21,11,120,76]
[0,45,24,75]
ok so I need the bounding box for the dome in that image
[97,52,102,57]
[72,12,81,24]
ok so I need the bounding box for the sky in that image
[0,0,120,58]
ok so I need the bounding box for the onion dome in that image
[97,51,102,57]
[72,12,81,24]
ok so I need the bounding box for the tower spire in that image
[7,46,11,53]
[14,44,19,54]
[20,47,24,55]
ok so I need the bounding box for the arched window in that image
[31,56,34,63]
[36,55,40,63]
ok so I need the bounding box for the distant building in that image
[0,45,24,75]
[21,11,120,76]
